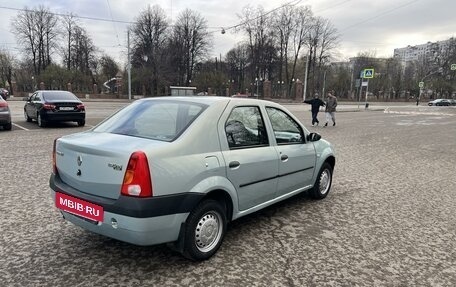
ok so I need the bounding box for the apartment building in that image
[393,38,453,62]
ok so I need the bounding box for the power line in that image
[221,0,303,32]
[106,0,122,47]
[314,0,353,14]
[340,0,422,32]
[0,5,134,24]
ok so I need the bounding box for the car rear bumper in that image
[42,111,85,122]
[57,204,189,246]
[0,112,11,124]
[50,173,204,245]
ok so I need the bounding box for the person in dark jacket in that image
[304,93,326,126]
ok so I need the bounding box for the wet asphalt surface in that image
[1,101,456,286]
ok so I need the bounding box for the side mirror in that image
[307,132,321,142]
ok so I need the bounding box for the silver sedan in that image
[50,96,336,260]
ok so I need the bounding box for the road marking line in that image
[384,110,454,116]
[12,123,29,131]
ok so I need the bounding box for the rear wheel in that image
[182,199,227,261]
[309,162,333,200]
[24,110,32,122]
[37,113,46,127]
[77,120,85,127]
[4,123,12,131]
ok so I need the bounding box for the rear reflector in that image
[52,138,59,175]
[121,151,153,197]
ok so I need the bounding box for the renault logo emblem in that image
[77,155,82,166]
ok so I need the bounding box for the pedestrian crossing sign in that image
[362,68,374,79]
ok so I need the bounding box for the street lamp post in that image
[255,78,262,99]
[303,52,309,102]
[280,80,284,97]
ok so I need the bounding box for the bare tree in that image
[307,16,339,95]
[131,5,169,96]
[288,6,312,98]
[237,5,276,97]
[171,9,211,85]
[62,13,78,71]
[99,55,119,80]
[272,6,294,91]
[0,50,15,94]
[226,44,249,92]
[12,6,59,75]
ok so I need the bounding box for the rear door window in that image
[225,106,269,149]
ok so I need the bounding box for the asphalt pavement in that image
[1,100,455,286]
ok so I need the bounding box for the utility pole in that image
[127,29,131,101]
[302,53,309,102]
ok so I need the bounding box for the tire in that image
[182,199,227,261]
[4,123,12,131]
[309,162,333,200]
[24,110,32,122]
[37,113,46,127]
[77,120,85,127]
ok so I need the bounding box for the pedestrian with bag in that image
[324,90,338,127]
[304,93,326,126]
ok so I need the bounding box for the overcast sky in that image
[1,0,455,65]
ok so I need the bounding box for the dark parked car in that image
[0,88,9,100]
[0,96,12,130]
[24,90,86,127]
[428,99,451,106]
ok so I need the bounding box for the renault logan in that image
[50,97,336,260]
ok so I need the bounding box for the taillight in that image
[121,151,153,197]
[43,103,56,110]
[0,101,7,111]
[52,138,59,175]
[77,104,85,111]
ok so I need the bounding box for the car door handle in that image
[280,154,289,161]
[229,161,240,169]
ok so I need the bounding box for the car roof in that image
[138,96,281,107]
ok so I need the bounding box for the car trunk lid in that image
[55,132,165,199]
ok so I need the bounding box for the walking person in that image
[304,93,326,126]
[324,90,338,127]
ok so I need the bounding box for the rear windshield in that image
[42,92,79,101]
[93,100,207,142]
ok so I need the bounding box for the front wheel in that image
[309,162,333,200]
[182,199,227,261]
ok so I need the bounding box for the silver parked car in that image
[428,99,451,106]
[50,97,336,260]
